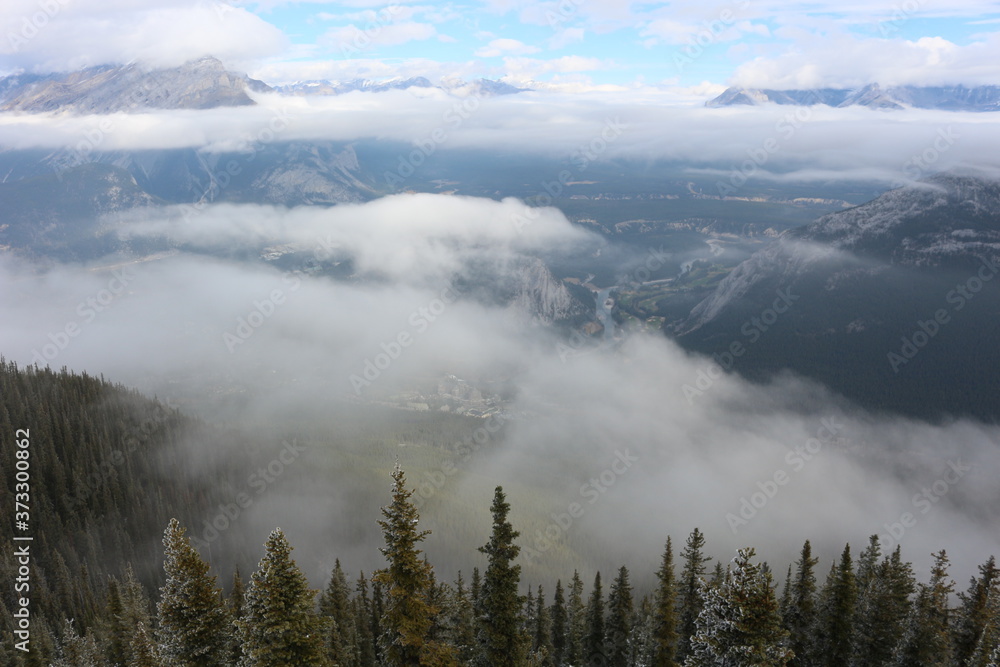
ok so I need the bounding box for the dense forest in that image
[2,361,1000,666]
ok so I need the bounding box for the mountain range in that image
[675,173,1000,420]
[707,83,1000,111]
[0,57,527,115]
[0,56,271,113]
[274,76,526,97]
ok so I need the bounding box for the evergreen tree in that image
[653,537,679,667]
[606,566,634,666]
[785,540,818,667]
[585,571,605,666]
[371,578,386,666]
[106,576,129,666]
[893,550,953,666]
[968,586,1000,667]
[685,548,792,667]
[230,567,246,621]
[813,544,856,667]
[853,544,914,666]
[533,585,555,667]
[678,528,712,663]
[525,587,537,647]
[229,567,246,667]
[111,564,155,667]
[633,594,659,667]
[129,621,162,667]
[551,580,568,666]
[956,556,1000,665]
[471,567,482,614]
[320,559,356,666]
[449,572,477,666]
[477,486,527,667]
[566,571,586,667]
[851,536,886,667]
[427,575,459,662]
[375,464,455,667]
[779,566,793,622]
[237,528,328,666]
[51,618,102,667]
[355,572,378,667]
[156,518,230,667]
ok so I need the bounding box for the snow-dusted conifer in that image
[156,518,230,667]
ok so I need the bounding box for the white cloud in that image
[474,38,541,58]
[2,89,1000,186]
[248,57,481,85]
[0,0,287,73]
[731,33,1000,88]
[321,21,443,52]
[502,55,608,77]
[2,190,1000,584]
[548,27,586,50]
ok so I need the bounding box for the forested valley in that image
[2,361,999,667]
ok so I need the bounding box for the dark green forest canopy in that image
[2,361,999,666]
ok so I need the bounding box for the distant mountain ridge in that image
[274,76,527,97]
[707,83,1000,111]
[0,58,529,114]
[0,56,271,113]
[675,173,1000,420]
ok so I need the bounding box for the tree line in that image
[2,362,999,666]
[22,463,1000,667]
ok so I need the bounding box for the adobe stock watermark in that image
[383,91,487,188]
[523,449,639,563]
[545,0,585,28]
[211,0,248,21]
[557,245,671,362]
[887,255,997,373]
[877,0,922,37]
[178,106,296,221]
[726,417,844,534]
[6,0,70,53]
[673,0,751,73]
[336,5,404,58]
[30,267,135,367]
[190,438,308,551]
[716,95,822,196]
[892,126,959,186]
[349,283,463,394]
[223,271,303,353]
[878,458,971,552]
[49,75,167,178]
[512,116,626,233]
[412,413,507,509]
[682,287,799,404]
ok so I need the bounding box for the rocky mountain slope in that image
[0,163,158,259]
[0,56,271,113]
[675,173,1000,420]
[707,84,1000,111]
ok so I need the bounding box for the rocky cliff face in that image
[0,56,271,113]
[507,257,590,324]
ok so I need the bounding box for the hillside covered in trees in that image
[3,363,1000,666]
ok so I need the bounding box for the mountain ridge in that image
[674,172,1000,420]
[0,56,271,113]
[707,83,1000,111]
[0,58,530,115]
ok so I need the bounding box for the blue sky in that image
[2,1,1000,92]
